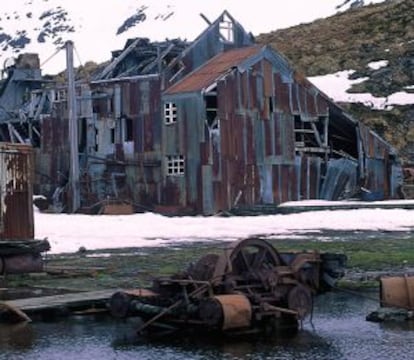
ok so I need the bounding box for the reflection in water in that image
[0,322,34,350]
[0,293,413,360]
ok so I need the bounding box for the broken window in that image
[121,116,133,142]
[205,93,219,130]
[53,89,67,102]
[219,14,234,43]
[166,155,185,176]
[164,102,177,125]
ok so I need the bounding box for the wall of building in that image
[163,53,401,214]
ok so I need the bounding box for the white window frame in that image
[164,102,177,125]
[166,155,185,176]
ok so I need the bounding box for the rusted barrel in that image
[380,275,414,310]
[199,294,252,330]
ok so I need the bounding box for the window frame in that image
[165,155,185,176]
[164,102,177,125]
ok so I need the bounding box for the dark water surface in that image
[1,292,413,360]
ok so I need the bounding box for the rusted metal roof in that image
[165,45,262,95]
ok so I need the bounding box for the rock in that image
[366,306,414,322]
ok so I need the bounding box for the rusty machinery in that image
[109,238,346,337]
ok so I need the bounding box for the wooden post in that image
[66,41,80,213]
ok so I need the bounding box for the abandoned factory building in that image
[0,11,402,215]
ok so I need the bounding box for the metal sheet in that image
[0,143,34,240]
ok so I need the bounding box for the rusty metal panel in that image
[240,71,249,109]
[359,123,389,160]
[202,165,214,215]
[0,143,34,240]
[214,161,229,211]
[264,118,273,156]
[272,165,281,203]
[275,112,295,161]
[211,129,222,179]
[309,159,320,199]
[245,115,255,165]
[129,81,139,115]
[274,164,297,204]
[262,60,273,97]
[41,115,68,154]
[217,73,237,124]
[274,72,290,113]
[298,156,322,200]
[254,115,265,165]
[258,164,273,203]
[364,158,386,200]
[273,112,282,156]
[390,163,403,198]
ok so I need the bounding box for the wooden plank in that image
[4,289,119,314]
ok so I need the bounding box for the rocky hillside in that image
[257,0,414,162]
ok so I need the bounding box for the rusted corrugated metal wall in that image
[38,113,70,194]
[163,53,340,213]
[122,77,163,204]
[161,94,204,210]
[90,77,163,206]
[166,55,330,213]
[0,143,34,240]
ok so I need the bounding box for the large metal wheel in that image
[207,238,284,285]
[227,238,284,274]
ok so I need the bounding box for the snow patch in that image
[309,70,414,109]
[35,205,414,254]
[367,60,388,70]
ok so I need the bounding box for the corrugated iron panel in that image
[0,143,34,240]
[275,112,295,161]
[273,165,281,203]
[264,119,273,156]
[364,158,386,200]
[245,114,255,165]
[320,158,358,200]
[274,72,290,113]
[359,123,389,160]
[309,158,320,199]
